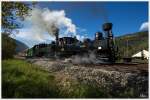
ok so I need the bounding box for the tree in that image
[2,2,35,59]
[2,34,16,59]
[2,1,35,34]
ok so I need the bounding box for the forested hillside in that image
[115,31,148,57]
[2,34,28,59]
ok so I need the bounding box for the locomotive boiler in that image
[27,23,118,63]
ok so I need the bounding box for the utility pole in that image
[126,39,128,57]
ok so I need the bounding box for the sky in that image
[11,2,148,47]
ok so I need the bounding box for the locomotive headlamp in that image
[98,47,102,50]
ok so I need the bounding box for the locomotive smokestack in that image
[103,23,113,37]
[102,23,115,62]
[103,23,112,31]
[51,25,59,46]
[102,23,113,46]
[55,28,59,46]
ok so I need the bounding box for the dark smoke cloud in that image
[91,2,109,22]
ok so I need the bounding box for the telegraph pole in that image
[126,39,128,57]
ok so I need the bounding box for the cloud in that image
[77,27,87,33]
[25,8,76,36]
[10,26,87,48]
[139,22,148,31]
[11,29,55,47]
[76,34,85,41]
[10,8,88,47]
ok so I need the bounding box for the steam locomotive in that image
[27,23,118,62]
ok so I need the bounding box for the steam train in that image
[27,23,118,62]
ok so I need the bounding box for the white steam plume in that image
[71,52,103,64]
[25,8,76,37]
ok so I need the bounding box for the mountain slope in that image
[2,34,28,59]
[15,39,28,53]
[115,31,148,57]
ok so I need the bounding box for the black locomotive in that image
[27,23,118,63]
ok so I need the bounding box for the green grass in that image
[2,59,58,98]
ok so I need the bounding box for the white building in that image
[132,50,149,59]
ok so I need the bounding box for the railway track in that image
[26,57,148,75]
[73,63,148,74]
